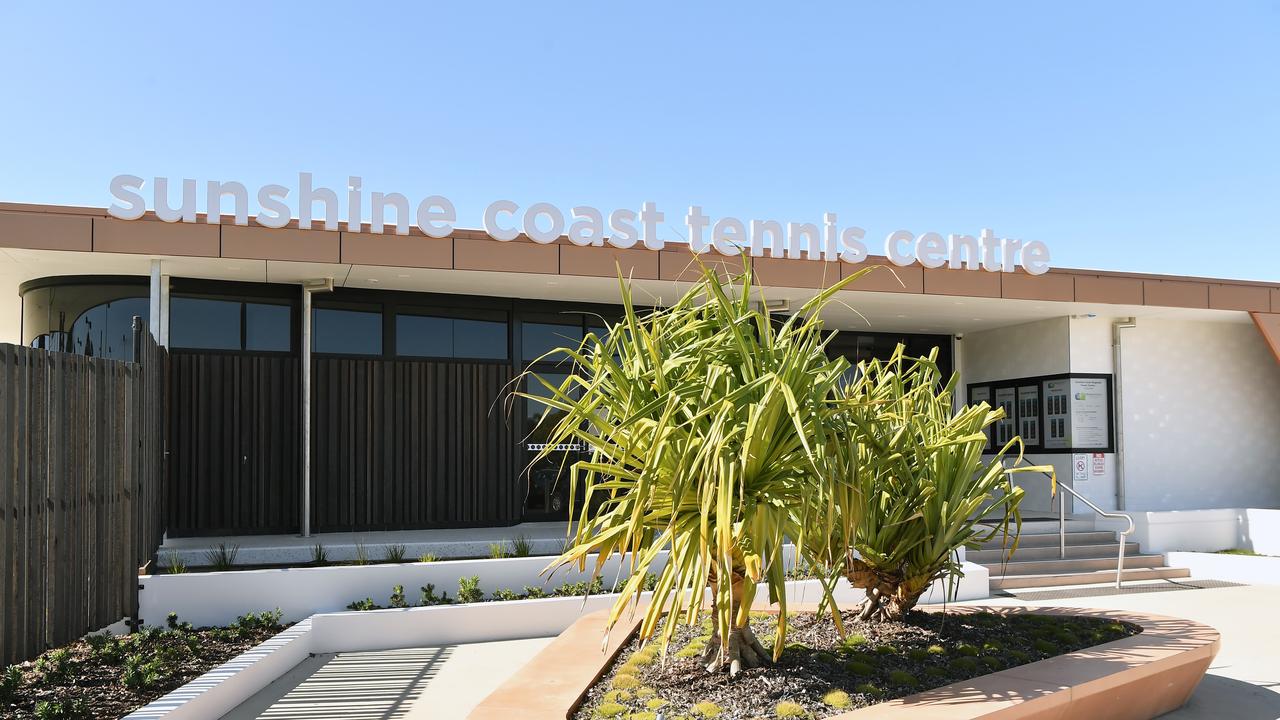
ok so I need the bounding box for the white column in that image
[148,260,169,346]
[300,279,333,537]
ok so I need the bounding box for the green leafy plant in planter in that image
[833,346,1054,621]
[203,543,239,571]
[524,263,871,675]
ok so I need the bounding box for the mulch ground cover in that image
[0,611,287,719]
[574,609,1141,719]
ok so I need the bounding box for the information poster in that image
[1016,384,1040,445]
[969,386,991,450]
[994,387,1017,447]
[1042,378,1071,449]
[1069,377,1110,449]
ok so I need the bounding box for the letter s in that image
[107,175,146,220]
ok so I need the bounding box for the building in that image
[2,199,1278,538]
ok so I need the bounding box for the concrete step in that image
[977,531,1119,550]
[990,566,1191,590]
[981,554,1167,577]
[969,542,1141,564]
[978,519,1096,536]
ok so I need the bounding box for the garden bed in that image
[0,611,287,719]
[572,610,1141,720]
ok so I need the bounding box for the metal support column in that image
[301,279,333,537]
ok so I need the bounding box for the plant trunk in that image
[700,571,770,676]
[846,558,925,623]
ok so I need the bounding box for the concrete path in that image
[220,637,553,719]
[965,583,1280,719]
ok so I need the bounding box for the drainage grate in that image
[1004,578,1244,602]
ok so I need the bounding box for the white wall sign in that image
[106,173,1053,275]
[1069,378,1110,449]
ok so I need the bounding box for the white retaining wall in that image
[140,551,988,628]
[1097,508,1280,554]
[1166,551,1280,585]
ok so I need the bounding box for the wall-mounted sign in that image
[1092,452,1106,476]
[105,173,1053,275]
[967,373,1114,455]
[1072,453,1089,482]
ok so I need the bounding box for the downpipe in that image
[1111,318,1136,511]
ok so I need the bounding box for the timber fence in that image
[0,318,166,665]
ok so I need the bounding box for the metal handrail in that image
[1015,465,1135,589]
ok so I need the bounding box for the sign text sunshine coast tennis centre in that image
[108,173,1052,274]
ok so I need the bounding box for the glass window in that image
[522,322,583,362]
[397,314,508,359]
[22,283,148,361]
[313,307,382,355]
[453,318,507,359]
[245,303,292,352]
[396,314,452,357]
[170,297,241,350]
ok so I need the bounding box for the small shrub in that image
[165,552,187,574]
[522,585,547,598]
[611,673,640,689]
[628,649,656,666]
[553,577,604,597]
[457,575,484,604]
[353,541,370,566]
[34,699,88,720]
[1033,638,1058,654]
[35,648,72,683]
[925,665,949,678]
[166,612,193,632]
[982,656,1005,670]
[418,552,440,563]
[907,647,930,661]
[691,701,724,717]
[488,542,509,559]
[389,585,409,608]
[420,584,452,605]
[774,700,807,717]
[926,644,946,655]
[954,643,979,657]
[822,689,851,709]
[635,685,656,698]
[982,640,1003,653]
[887,670,918,687]
[646,697,669,710]
[950,656,979,672]
[511,534,533,557]
[384,544,407,563]
[203,543,239,571]
[630,713,657,720]
[492,587,522,602]
[845,659,874,675]
[675,645,702,658]
[1006,649,1031,664]
[854,682,882,696]
[874,644,897,655]
[0,664,22,702]
[347,598,378,611]
[602,689,632,703]
[594,702,627,717]
[310,544,329,566]
[841,633,867,648]
[122,653,164,691]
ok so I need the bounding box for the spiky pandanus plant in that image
[835,346,1054,622]
[522,263,869,675]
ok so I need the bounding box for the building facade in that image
[3,201,1279,537]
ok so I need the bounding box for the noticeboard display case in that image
[966,373,1114,454]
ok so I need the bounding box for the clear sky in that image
[1,2,1277,280]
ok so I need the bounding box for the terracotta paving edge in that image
[467,603,1219,720]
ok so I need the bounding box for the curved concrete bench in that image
[468,604,1219,720]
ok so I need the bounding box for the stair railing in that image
[1026,466,1134,589]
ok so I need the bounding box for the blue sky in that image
[1,2,1277,280]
